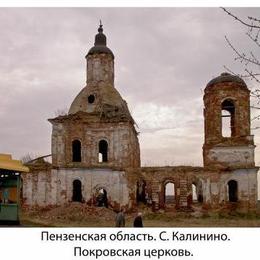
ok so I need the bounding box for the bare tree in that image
[222,7,260,129]
[20,153,52,164]
[20,153,36,163]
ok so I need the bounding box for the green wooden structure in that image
[0,154,29,224]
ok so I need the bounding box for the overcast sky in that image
[0,8,260,170]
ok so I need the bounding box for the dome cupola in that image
[86,22,114,58]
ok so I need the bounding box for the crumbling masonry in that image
[22,25,258,213]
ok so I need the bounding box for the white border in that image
[1,228,259,260]
[0,0,259,8]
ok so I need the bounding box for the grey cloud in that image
[0,7,260,168]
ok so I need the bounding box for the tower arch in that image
[221,98,235,137]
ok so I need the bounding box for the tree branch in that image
[225,36,260,66]
[221,7,260,29]
[245,68,260,83]
[246,31,260,48]
[248,16,260,23]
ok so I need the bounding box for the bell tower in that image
[49,23,140,169]
[203,72,255,168]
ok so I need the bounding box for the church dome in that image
[69,22,133,123]
[206,72,247,90]
[68,84,134,122]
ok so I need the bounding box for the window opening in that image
[98,140,108,162]
[72,140,81,162]
[88,95,95,104]
[221,99,235,137]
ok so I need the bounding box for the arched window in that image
[227,180,238,202]
[72,140,81,162]
[99,140,108,162]
[72,180,82,202]
[221,99,235,137]
[165,182,175,205]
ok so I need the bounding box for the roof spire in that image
[98,20,103,33]
[94,20,106,46]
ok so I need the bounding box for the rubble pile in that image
[25,203,116,222]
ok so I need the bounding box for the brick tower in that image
[203,72,255,168]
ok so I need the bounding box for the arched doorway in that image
[96,188,108,208]
[72,180,82,202]
[136,180,147,204]
[227,180,238,202]
[192,180,203,203]
[164,182,175,207]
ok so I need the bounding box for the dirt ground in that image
[20,202,260,227]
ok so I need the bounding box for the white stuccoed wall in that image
[219,168,258,202]
[208,146,255,167]
[22,168,129,207]
[199,168,258,205]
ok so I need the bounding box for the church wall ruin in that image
[22,168,129,208]
[20,26,258,214]
[22,164,257,213]
[22,164,53,207]
[124,166,258,212]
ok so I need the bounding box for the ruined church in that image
[22,24,258,212]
